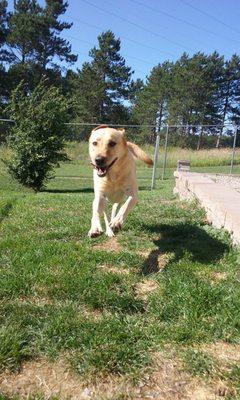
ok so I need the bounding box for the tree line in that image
[1,0,240,147]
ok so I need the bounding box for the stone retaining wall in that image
[174,171,240,246]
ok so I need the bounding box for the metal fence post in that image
[230,123,237,174]
[162,124,169,180]
[151,116,161,190]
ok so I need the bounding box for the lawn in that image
[0,145,240,399]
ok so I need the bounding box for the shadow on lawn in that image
[0,198,17,225]
[141,223,230,275]
[43,187,94,194]
[44,186,149,194]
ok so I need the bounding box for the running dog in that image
[88,125,153,237]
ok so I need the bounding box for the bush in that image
[7,80,69,191]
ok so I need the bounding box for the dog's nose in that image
[95,156,106,166]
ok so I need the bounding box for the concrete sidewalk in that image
[174,171,240,245]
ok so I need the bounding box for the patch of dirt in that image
[14,297,104,321]
[40,207,57,212]
[0,359,85,400]
[201,342,240,364]
[210,272,228,282]
[0,352,235,400]
[159,199,176,205]
[17,296,54,306]
[0,359,135,400]
[93,237,122,252]
[135,279,158,300]
[81,307,104,321]
[98,264,130,275]
[196,271,228,284]
[135,352,224,400]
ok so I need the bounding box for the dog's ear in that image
[93,124,109,131]
[119,128,127,146]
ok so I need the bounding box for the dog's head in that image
[89,125,127,177]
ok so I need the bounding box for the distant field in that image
[164,146,240,167]
[66,141,240,169]
[0,144,240,399]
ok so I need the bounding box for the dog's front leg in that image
[111,203,119,221]
[101,203,119,237]
[88,195,105,238]
[103,212,115,237]
[110,191,138,232]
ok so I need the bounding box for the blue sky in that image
[8,0,240,80]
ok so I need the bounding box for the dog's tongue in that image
[97,167,106,176]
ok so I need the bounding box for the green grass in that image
[183,349,219,377]
[0,143,240,397]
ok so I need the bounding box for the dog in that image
[88,125,153,238]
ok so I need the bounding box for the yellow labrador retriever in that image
[88,125,153,237]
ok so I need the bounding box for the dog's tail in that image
[127,142,153,166]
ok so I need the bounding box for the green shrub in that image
[7,80,69,191]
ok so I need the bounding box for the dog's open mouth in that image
[91,158,118,177]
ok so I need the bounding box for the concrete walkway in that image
[174,171,240,245]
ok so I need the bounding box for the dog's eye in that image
[92,141,98,146]
[109,141,116,147]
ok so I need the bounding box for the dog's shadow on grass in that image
[141,223,230,275]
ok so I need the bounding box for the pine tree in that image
[216,54,240,147]
[6,0,77,88]
[128,78,144,104]
[7,0,43,64]
[168,52,220,127]
[69,63,105,123]
[89,30,132,120]
[169,52,224,147]
[38,0,77,69]
[134,62,172,127]
[71,30,133,124]
[0,0,12,115]
[0,0,12,63]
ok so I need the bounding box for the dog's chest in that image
[94,166,135,203]
[107,189,126,203]
[105,182,129,202]
[100,179,131,203]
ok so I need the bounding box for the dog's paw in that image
[106,228,115,237]
[110,217,123,232]
[88,227,103,238]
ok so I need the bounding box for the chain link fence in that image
[150,124,240,188]
[0,120,239,190]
